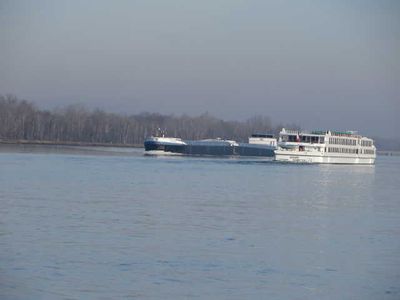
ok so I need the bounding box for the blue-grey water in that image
[0,145,399,300]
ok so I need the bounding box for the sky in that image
[0,0,399,138]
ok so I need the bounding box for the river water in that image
[0,145,399,299]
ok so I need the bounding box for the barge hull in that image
[144,141,274,157]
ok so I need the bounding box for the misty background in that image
[0,0,399,139]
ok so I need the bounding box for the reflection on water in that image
[0,145,399,300]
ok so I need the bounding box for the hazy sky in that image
[1,0,399,138]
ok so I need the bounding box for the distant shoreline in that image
[1,139,399,156]
[0,139,143,148]
[377,150,400,156]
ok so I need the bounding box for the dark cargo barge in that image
[144,134,277,157]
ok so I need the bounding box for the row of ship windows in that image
[361,140,373,147]
[284,135,324,143]
[363,149,375,154]
[329,138,357,146]
[284,136,374,147]
[327,147,358,154]
[327,147,375,154]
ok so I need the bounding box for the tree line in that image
[0,94,297,145]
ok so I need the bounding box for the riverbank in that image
[0,139,142,148]
[377,150,400,156]
[2,139,399,156]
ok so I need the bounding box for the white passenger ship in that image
[274,128,376,164]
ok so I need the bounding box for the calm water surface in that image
[0,145,399,299]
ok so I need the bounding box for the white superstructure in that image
[248,134,277,147]
[274,128,376,164]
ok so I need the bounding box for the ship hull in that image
[144,140,185,154]
[274,150,375,164]
[144,140,275,157]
